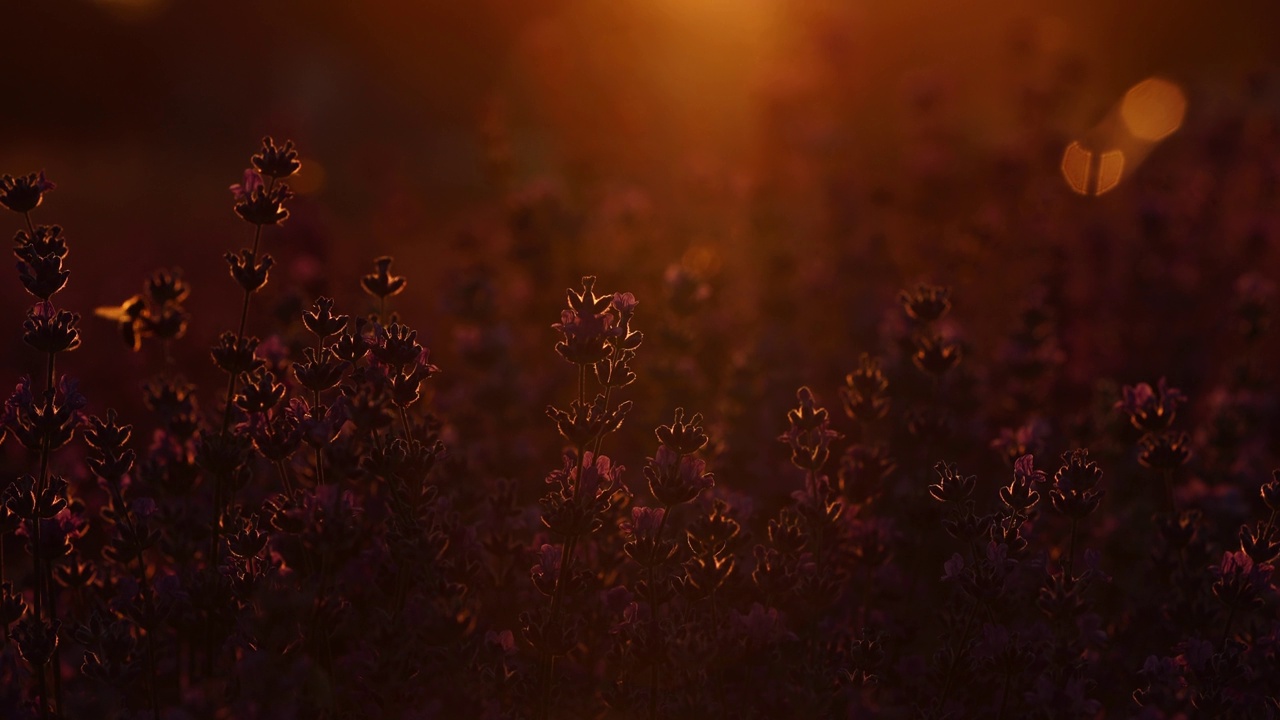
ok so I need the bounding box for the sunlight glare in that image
[1061,142,1091,195]
[1061,142,1125,196]
[1121,77,1186,142]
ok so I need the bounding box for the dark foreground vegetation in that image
[1,125,1278,720]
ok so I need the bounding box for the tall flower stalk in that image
[532,277,640,720]
[5,170,80,719]
[210,138,298,567]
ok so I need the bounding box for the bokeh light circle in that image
[1121,77,1186,141]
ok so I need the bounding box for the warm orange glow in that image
[94,0,167,20]
[290,160,326,196]
[682,245,722,275]
[1095,150,1124,194]
[1062,142,1091,195]
[1062,142,1125,196]
[1121,77,1186,141]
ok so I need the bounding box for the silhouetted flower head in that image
[146,268,190,305]
[12,616,60,667]
[224,249,275,293]
[333,316,372,363]
[293,346,349,394]
[622,506,675,567]
[540,451,624,537]
[0,582,26,627]
[645,445,714,507]
[610,291,643,350]
[303,296,349,339]
[929,461,976,504]
[911,333,962,376]
[1239,522,1280,564]
[0,171,55,213]
[990,420,1048,466]
[553,276,617,365]
[1050,449,1105,519]
[234,370,286,414]
[143,303,189,344]
[211,332,264,376]
[899,282,951,323]
[371,321,425,369]
[287,397,349,448]
[388,350,440,408]
[999,454,1043,512]
[361,256,407,301]
[838,443,896,502]
[1260,470,1280,512]
[732,603,796,647]
[15,225,70,299]
[1210,550,1272,610]
[655,407,709,455]
[841,354,890,424]
[547,394,632,448]
[230,169,293,225]
[530,543,562,596]
[1137,431,1191,471]
[1115,378,1186,432]
[780,387,840,471]
[23,302,81,354]
[252,136,302,179]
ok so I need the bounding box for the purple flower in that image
[1210,550,1272,609]
[0,170,56,213]
[530,543,561,595]
[645,445,714,507]
[941,553,965,581]
[999,454,1043,512]
[732,603,796,646]
[575,451,622,502]
[1115,378,1186,432]
[625,506,665,542]
[229,168,264,202]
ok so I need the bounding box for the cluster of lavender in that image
[1,135,1278,720]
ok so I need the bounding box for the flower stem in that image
[1221,604,1237,648]
[1065,519,1079,580]
[647,507,671,720]
[933,599,980,716]
[995,669,1012,720]
[539,363,591,720]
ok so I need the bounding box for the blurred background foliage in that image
[3,0,1279,473]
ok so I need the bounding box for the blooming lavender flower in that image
[840,354,890,424]
[1115,378,1187,432]
[361,256,408,304]
[622,506,675,567]
[0,171,55,213]
[1049,450,1105,519]
[645,446,714,507]
[998,454,1043,512]
[252,136,302,179]
[780,387,840,472]
[230,169,294,226]
[899,282,951,323]
[929,461,976,505]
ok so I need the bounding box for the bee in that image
[94,295,148,351]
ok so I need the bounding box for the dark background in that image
[4,0,1280,441]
